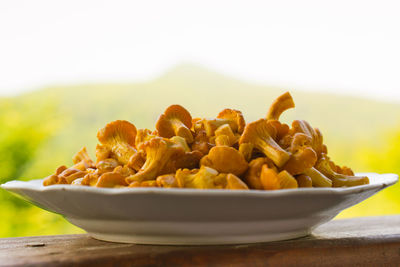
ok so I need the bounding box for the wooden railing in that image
[1,215,399,266]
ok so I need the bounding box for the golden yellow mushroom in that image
[97,120,137,165]
[155,104,193,143]
[240,119,291,168]
[200,146,248,176]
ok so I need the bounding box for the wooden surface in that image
[1,215,400,267]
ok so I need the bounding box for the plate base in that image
[88,230,311,245]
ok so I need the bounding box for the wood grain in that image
[1,216,400,267]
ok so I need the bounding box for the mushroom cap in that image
[156,104,193,138]
[245,157,275,189]
[215,124,239,146]
[82,173,100,186]
[215,135,231,146]
[43,174,59,186]
[175,150,203,170]
[55,165,68,175]
[290,133,312,150]
[95,144,111,162]
[127,151,146,171]
[245,158,264,188]
[217,108,246,134]
[260,165,280,190]
[165,104,193,127]
[95,172,127,188]
[283,146,317,175]
[267,120,290,141]
[170,136,191,152]
[135,128,155,149]
[291,120,326,157]
[282,132,317,175]
[296,174,313,188]
[239,119,277,144]
[160,149,201,175]
[113,165,135,177]
[200,146,248,176]
[72,147,93,165]
[226,173,249,190]
[191,118,202,130]
[97,120,137,147]
[96,158,119,174]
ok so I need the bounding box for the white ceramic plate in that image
[1,173,398,245]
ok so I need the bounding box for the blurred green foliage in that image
[337,130,400,218]
[0,97,83,237]
[0,64,399,237]
[0,99,51,183]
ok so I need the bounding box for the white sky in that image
[0,0,400,102]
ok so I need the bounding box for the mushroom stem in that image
[303,167,332,187]
[278,170,298,189]
[215,135,231,146]
[112,143,137,164]
[315,156,369,187]
[267,92,295,120]
[254,136,291,168]
[126,137,185,183]
[171,118,194,143]
[239,143,254,162]
[240,119,291,168]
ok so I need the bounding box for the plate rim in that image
[1,172,398,197]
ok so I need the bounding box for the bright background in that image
[0,0,399,237]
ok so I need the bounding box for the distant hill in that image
[14,63,400,178]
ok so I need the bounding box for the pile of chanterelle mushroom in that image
[43,92,369,189]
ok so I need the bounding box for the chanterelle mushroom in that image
[175,166,219,189]
[290,120,326,158]
[260,166,298,190]
[303,167,332,187]
[266,92,295,120]
[296,174,313,188]
[282,133,317,175]
[240,119,291,168]
[196,109,246,139]
[267,120,290,142]
[156,174,180,188]
[315,155,369,187]
[217,108,246,134]
[225,173,249,190]
[72,147,95,171]
[214,124,239,147]
[191,128,214,155]
[244,157,272,189]
[135,128,155,149]
[125,137,185,183]
[43,147,94,186]
[200,146,248,176]
[97,120,137,165]
[156,104,194,143]
[95,172,128,188]
[239,143,254,162]
[154,136,202,174]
